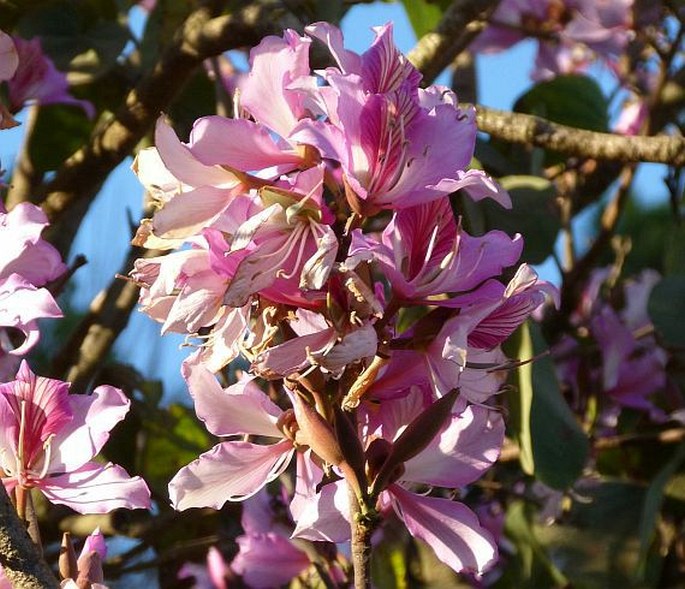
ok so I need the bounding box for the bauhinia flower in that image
[0,361,151,514]
[0,202,66,378]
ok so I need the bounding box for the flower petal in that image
[40,462,151,513]
[389,485,497,575]
[169,440,294,510]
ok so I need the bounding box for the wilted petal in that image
[41,462,151,514]
[169,440,294,509]
[389,485,497,575]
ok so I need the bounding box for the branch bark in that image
[473,105,685,166]
[408,0,501,84]
[37,1,299,258]
[0,485,59,588]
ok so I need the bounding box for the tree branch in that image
[408,0,501,84]
[473,105,685,166]
[0,485,59,588]
[37,1,299,258]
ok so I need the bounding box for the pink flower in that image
[0,361,151,513]
[0,202,66,373]
[230,490,311,588]
[372,198,522,305]
[293,395,504,575]
[472,0,634,80]
[6,36,94,117]
[291,23,509,213]
[168,363,296,509]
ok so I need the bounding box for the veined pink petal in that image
[403,405,504,488]
[188,116,303,174]
[152,185,243,239]
[362,23,422,93]
[49,385,130,473]
[240,30,313,139]
[290,452,350,542]
[169,440,294,509]
[389,485,497,575]
[40,462,151,514]
[155,117,240,188]
[182,362,282,438]
[0,360,72,462]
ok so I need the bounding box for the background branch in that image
[408,0,501,84]
[473,105,685,166]
[36,1,299,258]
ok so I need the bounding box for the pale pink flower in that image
[472,0,634,80]
[168,363,296,509]
[0,361,151,513]
[293,395,504,575]
[7,36,94,117]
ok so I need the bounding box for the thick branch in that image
[474,105,685,166]
[37,2,298,258]
[0,485,59,588]
[408,0,501,84]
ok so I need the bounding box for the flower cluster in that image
[132,23,556,579]
[472,0,634,80]
[554,267,671,426]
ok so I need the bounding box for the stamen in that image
[37,434,55,480]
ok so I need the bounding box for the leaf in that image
[638,443,685,569]
[16,0,129,83]
[648,275,685,347]
[29,104,93,173]
[140,403,212,491]
[481,175,560,264]
[664,223,685,275]
[500,500,569,588]
[508,324,535,475]
[400,0,451,38]
[514,75,609,132]
[528,323,589,489]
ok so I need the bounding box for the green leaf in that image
[140,403,211,491]
[638,443,685,569]
[664,223,685,275]
[481,175,560,264]
[528,323,589,489]
[648,275,685,347]
[17,0,129,83]
[400,0,451,38]
[28,105,93,173]
[508,324,535,475]
[514,75,609,132]
[500,501,570,588]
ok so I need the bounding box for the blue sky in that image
[1,1,671,403]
